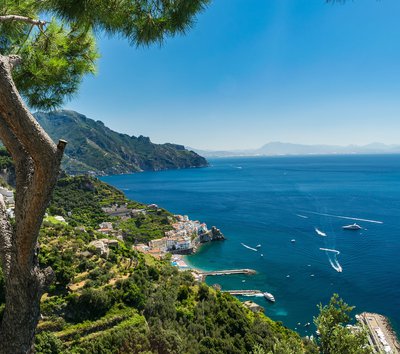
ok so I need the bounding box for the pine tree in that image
[314,294,373,354]
[0,1,208,353]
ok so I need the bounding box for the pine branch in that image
[0,15,46,28]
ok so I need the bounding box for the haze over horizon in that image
[66,0,400,150]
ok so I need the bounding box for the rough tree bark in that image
[0,54,66,354]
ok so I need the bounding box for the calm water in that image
[101,155,400,336]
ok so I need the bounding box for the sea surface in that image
[101,155,400,337]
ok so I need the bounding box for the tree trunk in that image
[0,266,46,353]
[0,54,66,353]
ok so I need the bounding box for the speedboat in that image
[263,292,275,302]
[291,239,296,243]
[342,223,362,230]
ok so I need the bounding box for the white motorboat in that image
[263,292,275,302]
[342,223,362,230]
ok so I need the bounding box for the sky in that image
[66,0,400,150]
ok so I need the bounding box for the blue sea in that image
[101,155,400,337]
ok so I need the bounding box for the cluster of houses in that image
[135,214,224,258]
[87,203,224,260]
[0,186,15,218]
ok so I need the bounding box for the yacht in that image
[342,223,362,230]
[263,292,275,302]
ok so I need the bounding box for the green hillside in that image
[0,176,317,353]
[34,110,208,175]
[0,175,372,353]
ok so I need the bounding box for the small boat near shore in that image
[342,223,362,230]
[263,292,275,302]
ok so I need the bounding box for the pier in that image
[357,312,400,353]
[222,290,263,296]
[198,269,256,278]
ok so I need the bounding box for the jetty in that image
[197,268,256,280]
[357,312,400,353]
[222,290,263,296]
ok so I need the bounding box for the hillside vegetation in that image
[0,176,319,353]
[34,110,208,175]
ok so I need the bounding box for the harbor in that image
[357,313,400,353]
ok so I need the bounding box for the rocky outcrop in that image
[243,301,264,313]
[199,226,225,243]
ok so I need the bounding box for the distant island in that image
[189,141,400,158]
[34,110,208,175]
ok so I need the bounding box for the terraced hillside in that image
[0,176,317,353]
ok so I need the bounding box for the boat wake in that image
[320,248,342,272]
[296,214,308,219]
[304,211,383,224]
[315,228,327,237]
[319,248,340,254]
[241,243,258,252]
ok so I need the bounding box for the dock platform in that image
[198,269,256,278]
[222,290,263,296]
[357,312,400,353]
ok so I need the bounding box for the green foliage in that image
[34,332,63,354]
[42,0,210,45]
[1,0,209,110]
[314,294,373,354]
[66,289,113,322]
[48,175,174,244]
[0,147,13,170]
[48,175,125,227]
[16,176,318,353]
[35,214,311,353]
[13,21,97,109]
[118,212,173,244]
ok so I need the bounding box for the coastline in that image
[358,312,400,353]
[101,155,400,340]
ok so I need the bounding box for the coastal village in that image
[83,203,225,263]
[1,186,400,352]
[135,213,225,258]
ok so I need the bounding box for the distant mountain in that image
[189,142,400,158]
[34,110,207,175]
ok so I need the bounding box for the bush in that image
[35,332,63,354]
[66,289,113,322]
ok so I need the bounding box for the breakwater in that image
[196,268,256,281]
[222,290,263,296]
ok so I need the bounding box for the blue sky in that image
[66,0,400,150]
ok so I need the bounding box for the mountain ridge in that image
[34,110,207,175]
[189,141,400,158]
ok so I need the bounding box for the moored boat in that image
[263,292,275,302]
[342,223,362,230]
